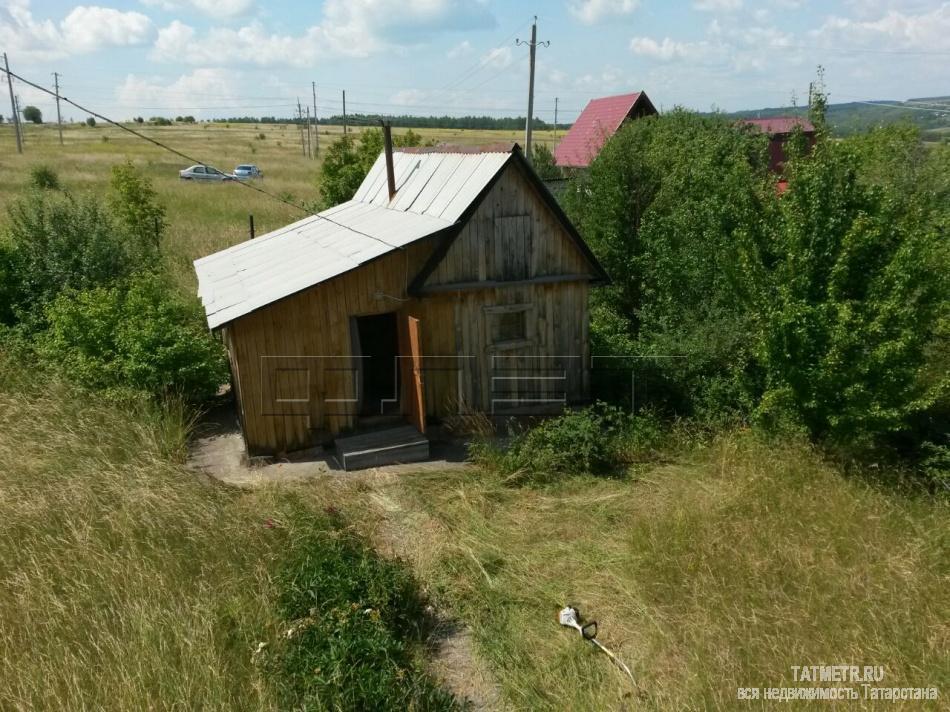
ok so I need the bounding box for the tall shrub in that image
[109,161,166,253]
[565,111,771,416]
[755,139,947,444]
[319,128,425,208]
[40,273,227,401]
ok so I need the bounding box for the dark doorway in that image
[354,312,400,417]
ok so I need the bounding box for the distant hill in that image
[720,97,950,141]
[209,97,949,140]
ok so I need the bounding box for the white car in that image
[179,165,233,181]
[233,164,264,180]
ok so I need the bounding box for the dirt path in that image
[368,488,504,711]
[186,413,504,709]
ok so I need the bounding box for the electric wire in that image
[0,65,404,249]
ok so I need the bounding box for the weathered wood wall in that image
[226,160,595,454]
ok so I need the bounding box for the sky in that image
[1,0,948,124]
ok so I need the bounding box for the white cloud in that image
[390,88,427,106]
[116,68,242,118]
[693,0,742,11]
[140,0,254,20]
[447,40,472,59]
[152,0,496,66]
[569,0,640,24]
[321,0,495,47]
[481,45,512,69]
[811,3,950,53]
[572,65,627,92]
[0,0,152,61]
[630,36,701,60]
[153,21,352,66]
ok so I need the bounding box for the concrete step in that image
[334,424,429,471]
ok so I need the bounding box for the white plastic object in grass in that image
[558,606,635,687]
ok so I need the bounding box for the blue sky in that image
[2,0,948,123]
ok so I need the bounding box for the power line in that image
[0,63,403,250]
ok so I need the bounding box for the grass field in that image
[386,437,949,709]
[0,122,556,293]
[1,121,947,710]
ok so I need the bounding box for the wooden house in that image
[194,142,607,458]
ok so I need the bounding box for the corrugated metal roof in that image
[195,148,512,329]
[742,117,815,135]
[554,92,650,168]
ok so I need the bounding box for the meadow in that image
[0,121,946,710]
[0,121,557,292]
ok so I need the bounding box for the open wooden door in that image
[398,315,426,434]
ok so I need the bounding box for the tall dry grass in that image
[392,434,949,710]
[0,357,290,709]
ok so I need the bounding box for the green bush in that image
[109,161,166,250]
[530,143,560,180]
[29,165,60,191]
[2,189,155,327]
[265,508,457,710]
[473,404,663,484]
[39,273,227,401]
[319,128,425,208]
[755,138,947,445]
[564,110,771,419]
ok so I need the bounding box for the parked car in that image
[232,164,264,180]
[179,165,233,181]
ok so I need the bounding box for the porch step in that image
[334,425,429,471]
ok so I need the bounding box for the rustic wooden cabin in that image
[194,140,607,464]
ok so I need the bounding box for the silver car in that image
[233,164,263,180]
[179,165,233,181]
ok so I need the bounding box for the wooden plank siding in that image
[225,161,595,454]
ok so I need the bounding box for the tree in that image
[318,128,425,208]
[22,105,42,124]
[40,272,227,400]
[1,181,157,328]
[530,143,560,180]
[755,136,948,445]
[85,117,96,127]
[564,110,772,416]
[109,161,166,252]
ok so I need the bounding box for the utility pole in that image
[53,71,63,145]
[14,94,23,146]
[516,16,549,164]
[343,89,354,136]
[297,99,306,157]
[305,106,312,158]
[3,53,22,154]
[312,81,319,156]
[554,97,558,139]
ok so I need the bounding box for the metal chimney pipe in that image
[380,120,396,201]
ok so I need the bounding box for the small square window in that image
[496,311,526,342]
[485,304,531,347]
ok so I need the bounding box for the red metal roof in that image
[742,116,815,135]
[554,92,654,168]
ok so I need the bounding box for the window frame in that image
[483,303,534,351]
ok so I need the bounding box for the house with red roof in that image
[742,117,816,173]
[554,91,658,169]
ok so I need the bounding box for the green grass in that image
[0,122,557,294]
[2,121,946,710]
[386,435,949,710]
[0,355,455,710]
